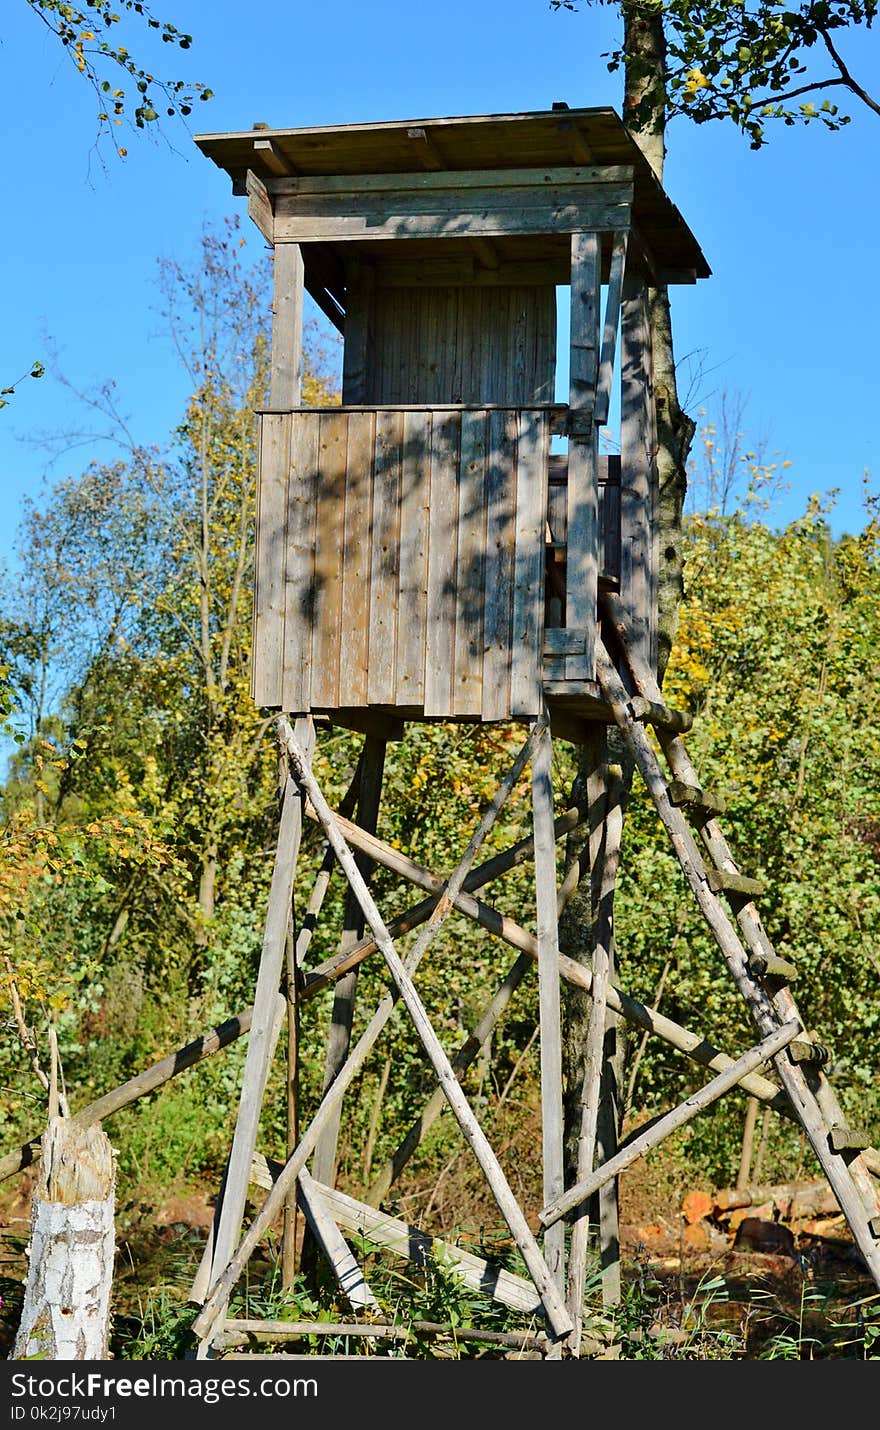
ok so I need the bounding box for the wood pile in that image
[681,1179,849,1249]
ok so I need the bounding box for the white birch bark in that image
[12,1118,115,1360]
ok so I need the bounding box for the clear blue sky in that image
[2,0,879,571]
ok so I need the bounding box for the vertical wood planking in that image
[395,410,432,706]
[566,232,601,681]
[424,411,460,716]
[620,264,656,675]
[309,411,347,710]
[599,454,622,584]
[452,410,487,717]
[339,410,375,707]
[253,413,290,709]
[367,411,403,706]
[510,410,549,717]
[341,259,374,405]
[270,244,304,409]
[281,413,319,714]
[510,288,529,404]
[481,409,516,720]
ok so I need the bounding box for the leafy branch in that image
[551,1,879,147]
[25,0,214,154]
[1,361,45,411]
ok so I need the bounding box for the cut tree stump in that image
[12,1117,116,1360]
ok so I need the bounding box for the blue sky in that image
[2,0,879,572]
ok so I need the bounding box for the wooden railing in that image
[252,404,607,720]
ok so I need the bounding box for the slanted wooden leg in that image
[531,717,566,1347]
[311,735,387,1190]
[196,716,314,1353]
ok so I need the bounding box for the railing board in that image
[395,410,432,706]
[366,410,403,707]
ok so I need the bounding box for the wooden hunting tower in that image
[196,108,709,731]
[186,109,880,1362]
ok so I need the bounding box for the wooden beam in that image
[253,137,296,177]
[272,189,633,244]
[629,694,693,734]
[268,165,635,196]
[245,168,274,245]
[404,125,446,170]
[540,1020,801,1228]
[531,721,566,1307]
[311,737,387,1190]
[270,244,304,408]
[296,1168,378,1310]
[196,721,313,1337]
[594,229,629,428]
[248,1163,544,1316]
[566,230,600,681]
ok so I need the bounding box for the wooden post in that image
[737,1095,760,1191]
[530,719,566,1324]
[619,260,657,677]
[196,718,313,1347]
[270,243,304,408]
[566,231,600,681]
[311,737,387,1190]
[281,924,300,1289]
[566,759,624,1343]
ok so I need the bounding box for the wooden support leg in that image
[281,927,300,1290]
[311,735,387,1190]
[284,752,365,1287]
[531,718,566,1335]
[567,751,625,1344]
[195,717,314,1351]
[192,719,578,1344]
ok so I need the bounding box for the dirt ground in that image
[1,1139,875,1360]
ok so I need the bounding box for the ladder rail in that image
[600,593,880,1200]
[594,618,880,1287]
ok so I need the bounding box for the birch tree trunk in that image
[12,1118,116,1360]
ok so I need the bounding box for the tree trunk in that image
[621,1,695,682]
[559,6,695,1315]
[12,1118,116,1360]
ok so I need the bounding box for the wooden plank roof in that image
[194,107,710,283]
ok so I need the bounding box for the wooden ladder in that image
[594,590,880,1290]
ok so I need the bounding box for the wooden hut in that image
[187,112,880,1357]
[195,108,710,730]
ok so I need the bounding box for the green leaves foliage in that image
[550,2,879,146]
[24,0,213,152]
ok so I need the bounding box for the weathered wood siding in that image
[344,285,557,406]
[253,405,557,720]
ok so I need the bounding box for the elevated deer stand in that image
[186,107,880,1360]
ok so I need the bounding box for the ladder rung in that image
[667,780,727,817]
[629,695,694,734]
[707,869,764,898]
[829,1124,870,1152]
[788,1038,830,1066]
[749,951,798,982]
[868,1216,880,1239]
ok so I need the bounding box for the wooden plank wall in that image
[253,406,552,721]
[344,285,557,406]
